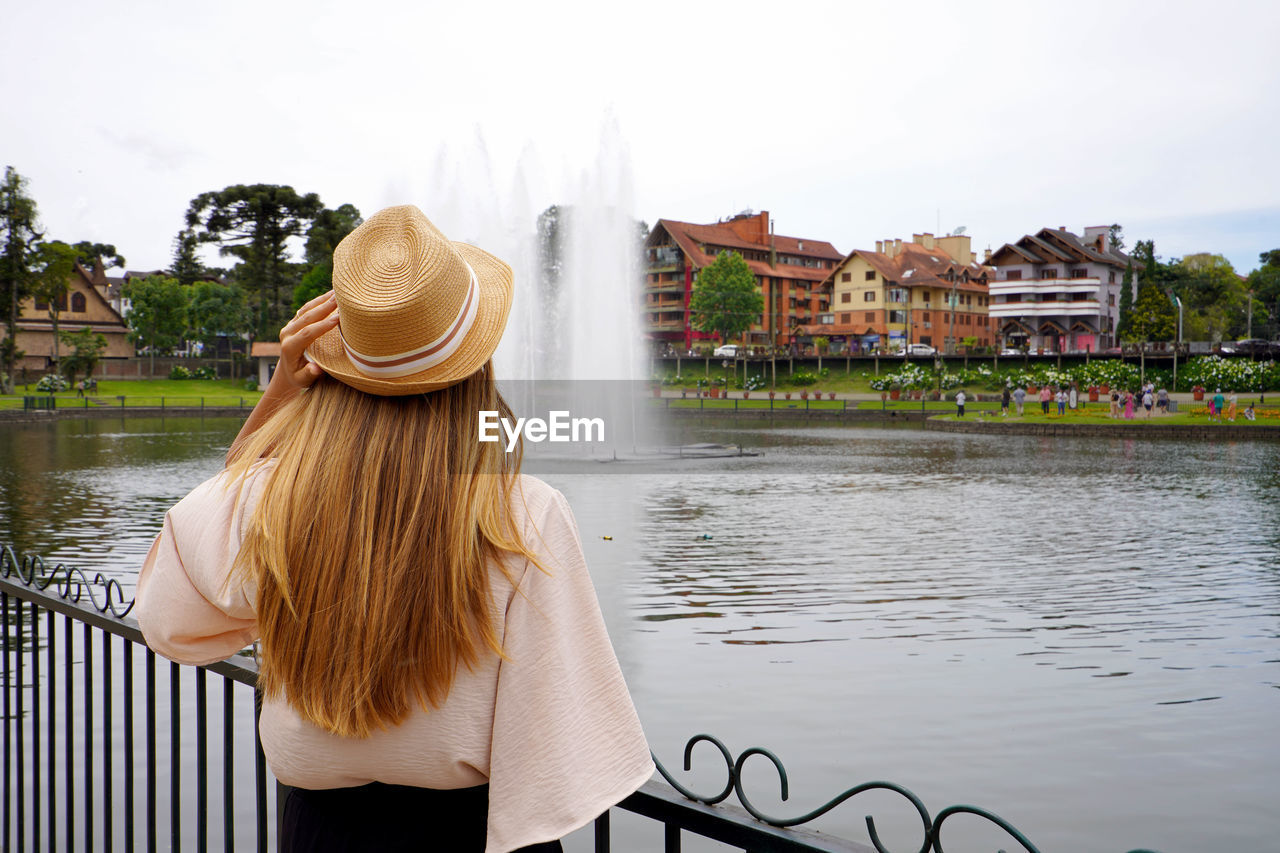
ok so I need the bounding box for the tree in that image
[293,203,362,310]
[170,228,206,285]
[1107,223,1125,253]
[1175,253,1246,341]
[688,251,762,345]
[0,166,41,393]
[58,326,108,387]
[1247,249,1280,340]
[185,185,324,340]
[188,281,250,353]
[1126,279,1178,344]
[28,240,80,366]
[1116,261,1135,340]
[72,241,126,272]
[123,274,188,375]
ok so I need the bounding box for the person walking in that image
[1013,386,1026,416]
[1142,388,1154,418]
[1001,385,1011,416]
[1157,387,1169,415]
[1055,388,1066,416]
[1123,390,1135,419]
[1211,388,1225,422]
[1227,390,1238,421]
[955,389,966,417]
[135,206,653,853]
[1110,389,1120,418]
[1040,384,1052,415]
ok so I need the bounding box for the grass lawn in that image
[933,405,1280,426]
[0,378,262,409]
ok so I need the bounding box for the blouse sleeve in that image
[485,485,654,853]
[134,468,266,667]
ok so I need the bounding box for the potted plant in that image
[1192,385,1205,400]
[889,387,901,400]
[828,392,836,400]
[1099,383,1110,394]
[742,390,750,399]
[800,390,809,400]
[880,391,888,402]
[768,390,776,400]
[1026,384,1039,395]
[1088,385,1099,402]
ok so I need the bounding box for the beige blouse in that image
[135,466,654,853]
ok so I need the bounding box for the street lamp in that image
[1169,291,1183,393]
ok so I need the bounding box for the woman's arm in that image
[227,291,338,465]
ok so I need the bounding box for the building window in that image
[888,310,906,324]
[864,270,876,281]
[71,292,86,312]
[921,290,930,302]
[1040,268,1057,279]
[841,292,851,303]
[923,312,931,322]
[865,312,875,323]
[1071,267,1088,278]
[840,312,851,324]
[1109,294,1116,306]
[841,272,851,282]
[1005,270,1022,281]
[863,291,876,302]
[886,288,908,303]
[1109,271,1116,284]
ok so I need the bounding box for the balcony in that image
[646,247,683,272]
[989,300,1102,318]
[645,282,684,294]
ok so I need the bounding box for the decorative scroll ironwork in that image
[0,545,1164,853]
[652,733,1162,853]
[0,544,134,618]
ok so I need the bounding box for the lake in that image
[1,415,1277,853]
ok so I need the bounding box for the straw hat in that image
[305,205,513,395]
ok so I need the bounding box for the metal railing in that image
[1,547,1163,852]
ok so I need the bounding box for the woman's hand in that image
[226,291,339,465]
[273,290,339,392]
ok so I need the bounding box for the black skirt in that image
[280,782,565,852]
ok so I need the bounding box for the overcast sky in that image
[4,0,1278,274]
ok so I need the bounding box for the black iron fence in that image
[1,547,1163,852]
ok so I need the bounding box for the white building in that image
[986,226,1133,353]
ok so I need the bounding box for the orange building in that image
[811,233,993,354]
[642,211,842,353]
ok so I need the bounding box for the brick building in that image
[642,211,842,353]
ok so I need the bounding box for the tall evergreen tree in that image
[170,228,205,285]
[0,166,41,392]
[185,185,324,340]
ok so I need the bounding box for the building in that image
[986,226,1132,353]
[811,233,992,354]
[642,211,842,353]
[8,261,132,372]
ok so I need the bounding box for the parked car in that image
[713,344,739,357]
[905,344,936,356]
[1232,339,1273,357]
[999,348,1022,356]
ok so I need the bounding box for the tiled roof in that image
[652,217,842,282]
[822,242,993,292]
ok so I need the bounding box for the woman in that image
[1110,389,1120,419]
[135,206,653,852]
[1227,390,1238,421]
[1123,390,1135,419]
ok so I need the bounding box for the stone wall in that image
[924,418,1280,441]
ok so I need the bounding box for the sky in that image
[4,0,1278,275]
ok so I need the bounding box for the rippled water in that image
[2,417,1278,852]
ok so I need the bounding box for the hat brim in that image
[305,242,513,396]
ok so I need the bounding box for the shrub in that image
[169,365,193,380]
[35,374,68,393]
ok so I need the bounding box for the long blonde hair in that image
[226,364,538,737]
